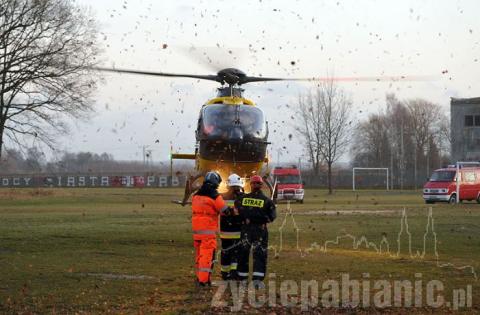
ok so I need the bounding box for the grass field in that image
[0,188,479,313]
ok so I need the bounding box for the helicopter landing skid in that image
[176,174,202,206]
[171,200,192,205]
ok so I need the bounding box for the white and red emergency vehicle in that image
[272,166,304,203]
[423,165,480,204]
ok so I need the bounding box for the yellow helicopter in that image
[95,66,428,205]
[96,67,294,204]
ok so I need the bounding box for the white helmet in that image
[227,174,244,188]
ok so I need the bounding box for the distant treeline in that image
[349,94,451,189]
[0,148,445,189]
[0,148,194,175]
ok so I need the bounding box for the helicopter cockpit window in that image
[199,104,267,141]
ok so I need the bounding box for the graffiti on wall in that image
[0,175,186,188]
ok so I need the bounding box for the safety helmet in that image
[227,174,244,188]
[250,175,263,184]
[204,171,222,186]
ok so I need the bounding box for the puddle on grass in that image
[298,209,399,216]
[78,272,157,281]
[0,248,15,254]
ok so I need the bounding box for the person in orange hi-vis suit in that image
[191,171,230,287]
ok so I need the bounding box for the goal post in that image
[455,161,480,204]
[352,167,389,191]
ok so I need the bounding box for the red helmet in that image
[250,175,263,184]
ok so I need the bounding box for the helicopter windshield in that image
[199,104,267,141]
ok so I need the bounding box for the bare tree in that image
[384,94,414,189]
[295,91,322,175]
[295,81,352,193]
[351,112,391,167]
[24,146,45,172]
[0,0,100,157]
[316,82,352,194]
[405,99,443,155]
[438,113,451,158]
[405,99,448,185]
[352,94,450,189]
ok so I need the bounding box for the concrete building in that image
[451,97,480,162]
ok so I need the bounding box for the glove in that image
[223,206,234,216]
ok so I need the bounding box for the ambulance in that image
[423,166,480,204]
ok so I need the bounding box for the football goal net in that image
[352,167,389,191]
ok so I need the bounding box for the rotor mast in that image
[217,85,244,97]
[215,68,248,98]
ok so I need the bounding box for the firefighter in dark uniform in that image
[219,174,244,280]
[237,175,276,288]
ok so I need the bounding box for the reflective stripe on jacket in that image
[219,231,241,239]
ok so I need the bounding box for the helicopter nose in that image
[228,127,243,142]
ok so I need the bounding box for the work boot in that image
[230,271,239,281]
[239,279,248,290]
[194,279,210,288]
[253,280,265,290]
[221,272,231,281]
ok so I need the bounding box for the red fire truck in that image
[423,165,480,204]
[272,166,304,203]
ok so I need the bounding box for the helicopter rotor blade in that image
[240,74,438,84]
[93,66,438,86]
[239,76,285,84]
[92,67,221,82]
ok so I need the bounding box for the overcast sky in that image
[58,0,480,163]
